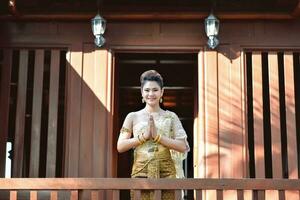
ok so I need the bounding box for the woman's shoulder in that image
[164,110,178,117]
[126,109,145,119]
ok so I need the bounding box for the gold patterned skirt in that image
[131,147,176,200]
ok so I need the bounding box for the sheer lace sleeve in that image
[168,111,190,178]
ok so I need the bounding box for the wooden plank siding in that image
[251,52,265,200]
[0,48,67,179]
[198,49,247,200]
[251,52,265,180]
[268,52,282,179]
[244,51,300,200]
[29,50,45,177]
[231,51,245,181]
[218,48,237,200]
[266,52,283,200]
[93,49,108,179]
[46,50,61,177]
[106,51,115,178]
[0,49,12,177]
[283,52,299,199]
[80,45,96,177]
[13,50,29,177]
[204,50,219,200]
[196,50,205,199]
[64,45,83,177]
[0,45,112,180]
[79,45,110,180]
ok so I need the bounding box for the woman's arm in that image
[158,137,187,153]
[150,114,188,153]
[117,113,141,153]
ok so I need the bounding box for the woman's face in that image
[141,81,163,106]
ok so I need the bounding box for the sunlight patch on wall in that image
[5,142,12,178]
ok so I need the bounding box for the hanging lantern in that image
[205,13,220,49]
[91,14,106,47]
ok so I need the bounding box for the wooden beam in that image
[1,178,300,190]
[0,12,295,21]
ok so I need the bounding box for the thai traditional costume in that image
[130,110,189,200]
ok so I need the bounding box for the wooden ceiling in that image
[0,0,299,21]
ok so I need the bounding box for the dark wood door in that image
[115,52,197,199]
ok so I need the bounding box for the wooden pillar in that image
[64,44,83,177]
[284,52,299,199]
[29,50,45,177]
[13,50,29,177]
[204,50,219,200]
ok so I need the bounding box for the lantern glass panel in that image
[91,15,106,35]
[205,14,219,36]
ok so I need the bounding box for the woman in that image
[117,70,189,200]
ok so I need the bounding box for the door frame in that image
[108,47,203,178]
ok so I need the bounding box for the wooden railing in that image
[1,178,300,200]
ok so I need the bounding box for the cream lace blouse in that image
[132,109,190,178]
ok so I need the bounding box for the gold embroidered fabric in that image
[130,110,189,200]
[131,146,176,200]
[132,110,189,178]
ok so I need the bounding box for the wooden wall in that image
[1,20,300,198]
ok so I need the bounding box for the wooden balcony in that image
[1,178,300,200]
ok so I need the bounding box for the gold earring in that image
[142,97,145,103]
[160,98,163,103]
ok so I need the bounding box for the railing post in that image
[70,190,78,200]
[154,190,161,200]
[196,189,202,200]
[133,190,141,200]
[10,191,17,200]
[175,190,182,200]
[91,190,99,200]
[237,190,243,200]
[112,190,120,200]
[30,191,37,200]
[216,190,223,200]
[50,191,58,200]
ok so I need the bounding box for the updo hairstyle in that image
[140,70,164,89]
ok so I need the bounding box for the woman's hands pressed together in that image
[117,111,188,153]
[149,115,158,140]
[141,114,157,141]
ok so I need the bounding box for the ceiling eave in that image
[0,11,297,22]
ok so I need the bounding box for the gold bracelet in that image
[153,134,159,142]
[140,133,147,143]
[154,134,161,143]
[157,135,162,143]
[137,135,143,145]
[120,127,131,134]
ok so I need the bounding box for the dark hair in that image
[140,70,164,89]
